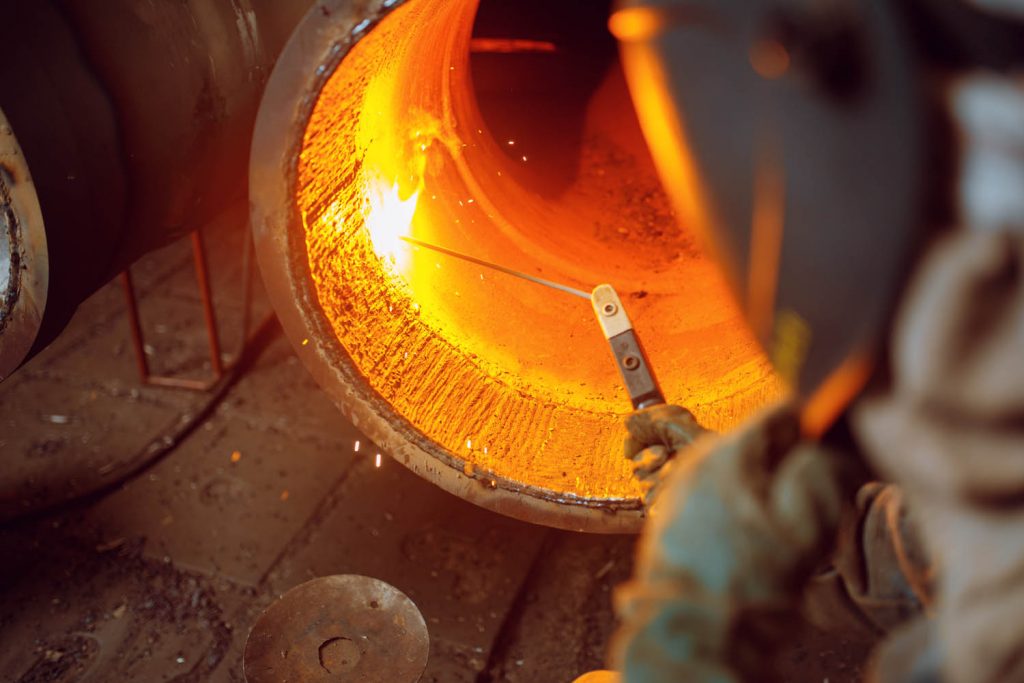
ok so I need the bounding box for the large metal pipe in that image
[0,0,314,379]
[250,0,781,531]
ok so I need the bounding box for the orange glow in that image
[615,38,721,272]
[801,350,874,438]
[469,38,557,53]
[295,0,781,502]
[608,7,666,42]
[746,146,786,340]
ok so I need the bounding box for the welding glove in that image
[613,402,852,683]
[623,404,710,505]
[853,229,1024,683]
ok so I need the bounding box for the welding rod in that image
[399,235,591,300]
[398,235,664,409]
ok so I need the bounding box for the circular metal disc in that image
[244,575,429,683]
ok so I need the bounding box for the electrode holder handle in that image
[591,284,665,410]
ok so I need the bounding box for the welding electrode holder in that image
[591,285,665,410]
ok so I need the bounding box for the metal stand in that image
[120,227,253,391]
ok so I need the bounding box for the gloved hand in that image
[613,402,851,683]
[623,404,710,504]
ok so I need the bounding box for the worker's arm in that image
[613,403,851,682]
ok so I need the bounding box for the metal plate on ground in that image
[244,575,429,682]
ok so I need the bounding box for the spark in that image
[521,155,528,162]
[354,440,361,452]
[230,450,241,463]
[363,176,419,270]
[375,453,382,468]
[301,338,309,346]
[466,438,472,449]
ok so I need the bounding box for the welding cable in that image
[1,311,282,525]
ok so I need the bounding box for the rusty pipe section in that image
[0,0,314,379]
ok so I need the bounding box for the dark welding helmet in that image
[610,0,932,433]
